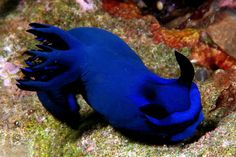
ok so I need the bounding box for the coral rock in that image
[207,11,236,59]
[214,83,236,114]
[213,69,236,88]
[151,23,200,49]
[151,23,236,70]
[191,43,236,70]
[102,0,142,19]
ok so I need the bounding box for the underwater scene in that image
[0,0,235,156]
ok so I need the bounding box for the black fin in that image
[175,51,194,86]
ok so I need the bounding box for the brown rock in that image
[213,69,236,88]
[0,0,19,17]
[212,69,236,115]
[207,11,236,59]
[213,83,236,114]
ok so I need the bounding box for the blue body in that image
[17,23,204,142]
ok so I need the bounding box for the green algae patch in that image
[24,115,84,157]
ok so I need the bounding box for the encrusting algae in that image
[0,0,235,156]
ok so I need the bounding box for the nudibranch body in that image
[17,23,203,142]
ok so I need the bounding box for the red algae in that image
[150,23,199,49]
[191,43,236,70]
[150,23,236,70]
[102,0,142,19]
[101,0,236,70]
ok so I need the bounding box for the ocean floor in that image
[0,0,235,156]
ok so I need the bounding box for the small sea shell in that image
[156,1,164,10]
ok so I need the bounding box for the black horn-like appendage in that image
[175,51,194,86]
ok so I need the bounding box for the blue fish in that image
[17,23,204,142]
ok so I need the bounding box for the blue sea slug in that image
[17,23,204,142]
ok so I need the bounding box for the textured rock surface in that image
[0,0,19,17]
[207,11,236,59]
[0,0,235,156]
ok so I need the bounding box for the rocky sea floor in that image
[0,0,235,156]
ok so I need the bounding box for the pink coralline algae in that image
[218,0,236,9]
[0,56,20,86]
[76,0,94,11]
